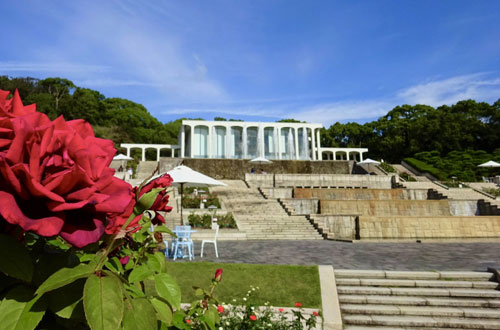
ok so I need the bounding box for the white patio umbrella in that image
[165,165,227,224]
[113,153,134,161]
[357,158,380,165]
[249,157,272,164]
[357,158,381,174]
[478,160,500,167]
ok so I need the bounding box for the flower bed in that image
[188,213,237,228]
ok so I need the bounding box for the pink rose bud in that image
[119,256,130,265]
[214,268,223,282]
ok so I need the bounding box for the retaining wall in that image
[166,159,351,180]
[294,188,429,200]
[359,216,500,239]
[246,173,394,188]
[314,215,500,240]
[320,200,452,217]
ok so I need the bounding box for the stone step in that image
[245,235,322,239]
[336,278,499,290]
[337,286,500,298]
[341,304,500,318]
[339,295,500,308]
[343,314,500,329]
[335,270,494,281]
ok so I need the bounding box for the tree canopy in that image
[1,75,498,163]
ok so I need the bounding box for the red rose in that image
[185,319,191,324]
[249,315,257,321]
[313,311,319,317]
[217,305,224,313]
[119,256,130,265]
[295,302,302,308]
[106,175,173,234]
[279,308,284,312]
[214,268,223,282]
[0,89,134,248]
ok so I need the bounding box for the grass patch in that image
[166,262,321,308]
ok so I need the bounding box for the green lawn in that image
[166,262,321,308]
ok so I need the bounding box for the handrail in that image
[432,181,449,190]
[471,187,497,200]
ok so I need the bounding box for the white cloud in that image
[0,61,108,74]
[397,73,500,106]
[161,73,500,126]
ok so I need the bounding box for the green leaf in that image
[146,253,163,273]
[150,297,173,325]
[154,273,181,309]
[128,265,154,284]
[47,279,85,319]
[33,252,80,287]
[104,257,124,274]
[83,274,124,330]
[194,288,204,297]
[172,311,190,330]
[123,298,156,330]
[0,234,34,282]
[154,226,175,237]
[134,188,164,214]
[35,264,93,296]
[123,282,146,298]
[204,306,218,330]
[0,285,47,330]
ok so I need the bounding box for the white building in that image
[180,120,323,160]
[120,120,368,161]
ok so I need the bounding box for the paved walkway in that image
[190,240,500,271]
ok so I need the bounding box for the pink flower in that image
[249,315,257,321]
[0,89,134,248]
[313,311,319,317]
[185,319,191,324]
[279,308,284,312]
[214,268,223,282]
[217,305,224,313]
[295,302,302,308]
[119,256,129,265]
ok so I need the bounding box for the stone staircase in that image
[137,160,160,180]
[336,269,500,329]
[212,181,322,240]
[402,181,500,209]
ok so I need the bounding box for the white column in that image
[360,151,364,162]
[207,124,213,159]
[126,147,130,157]
[277,127,282,160]
[180,125,185,158]
[333,152,336,161]
[311,128,316,160]
[242,126,248,159]
[294,127,299,160]
[141,148,146,161]
[260,125,265,158]
[316,128,321,160]
[346,150,350,160]
[156,148,160,161]
[225,126,231,159]
[171,147,174,158]
[190,125,195,158]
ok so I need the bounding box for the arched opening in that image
[194,126,209,158]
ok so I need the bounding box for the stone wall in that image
[358,216,500,239]
[164,158,352,180]
[283,198,320,214]
[246,173,394,188]
[260,188,293,199]
[294,188,429,200]
[320,200,452,216]
[310,215,357,240]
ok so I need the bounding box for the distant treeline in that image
[1,76,499,163]
[0,76,183,153]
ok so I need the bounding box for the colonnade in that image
[320,147,368,161]
[121,143,179,161]
[180,120,323,160]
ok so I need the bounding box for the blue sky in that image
[1,0,499,126]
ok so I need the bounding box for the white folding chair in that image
[201,223,219,258]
